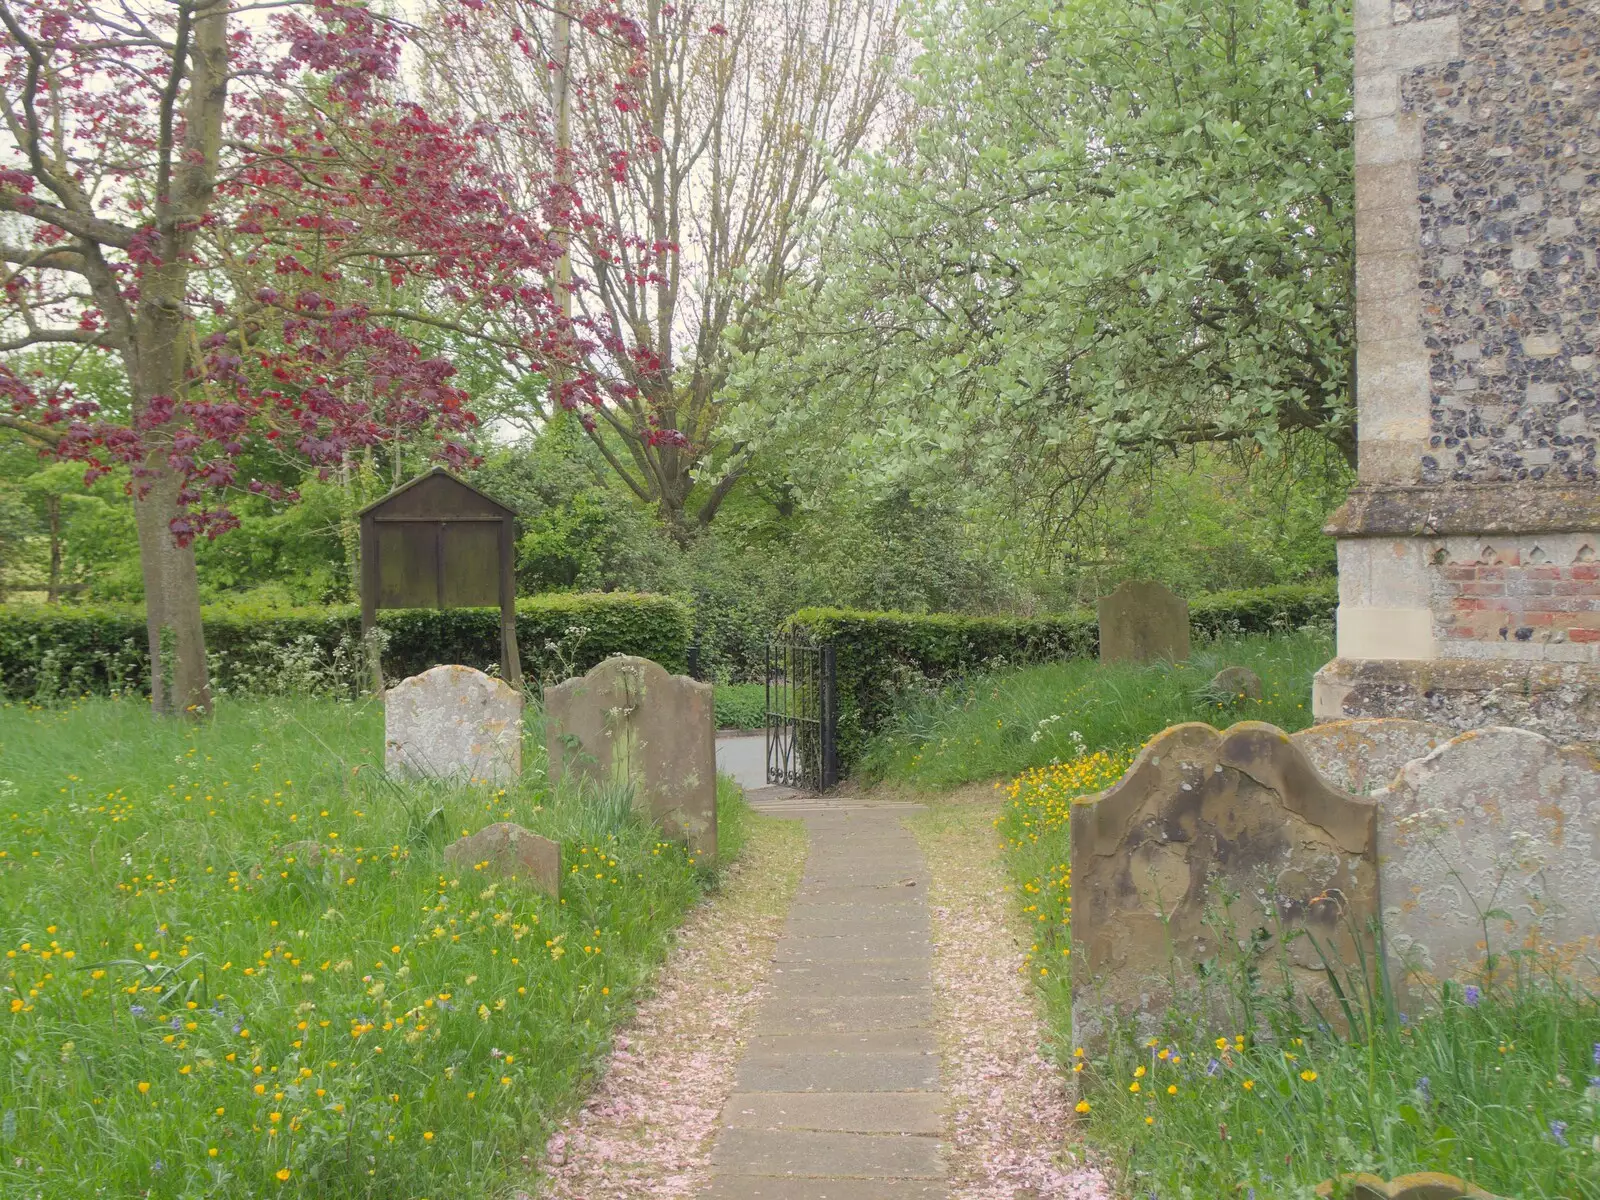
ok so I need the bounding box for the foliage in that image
[713,684,767,732]
[0,594,691,700]
[0,695,744,1196]
[795,583,1334,774]
[733,0,1354,520]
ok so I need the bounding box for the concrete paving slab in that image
[743,1028,937,1057]
[783,913,932,938]
[773,931,933,962]
[720,1090,945,1135]
[765,962,929,992]
[710,1128,945,1179]
[752,992,934,1034]
[703,1176,948,1198]
[734,1050,940,1093]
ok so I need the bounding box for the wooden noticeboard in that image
[357,468,522,690]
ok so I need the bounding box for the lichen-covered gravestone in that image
[1070,721,1377,1053]
[544,656,716,861]
[1207,665,1263,702]
[1292,718,1452,795]
[1097,579,1190,664]
[384,665,523,785]
[1372,727,1600,998]
[443,822,560,898]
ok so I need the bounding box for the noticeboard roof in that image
[356,467,517,522]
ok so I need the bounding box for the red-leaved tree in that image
[0,0,585,715]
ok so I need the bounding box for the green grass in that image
[0,695,742,1198]
[713,682,766,731]
[865,628,1332,788]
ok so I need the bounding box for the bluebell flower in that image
[1588,1076,1600,1089]
[151,1160,164,1174]
[1206,1057,1222,1078]
[129,1004,146,1017]
[1463,984,1480,1006]
[1417,1076,1431,1103]
[169,1014,182,1030]
[1399,1012,1409,1026]
[232,1020,242,1034]
[1593,1042,1600,1067]
[1550,1120,1569,1147]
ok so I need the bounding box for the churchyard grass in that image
[0,694,745,1198]
[867,628,1331,789]
[713,682,767,731]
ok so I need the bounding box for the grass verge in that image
[863,629,1331,789]
[0,695,744,1198]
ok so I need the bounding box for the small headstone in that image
[1070,720,1377,1053]
[1292,718,1451,795]
[1097,579,1189,664]
[385,665,522,784]
[545,656,716,861]
[1206,665,1263,703]
[1315,1172,1501,1200]
[1372,726,1600,1000]
[443,822,561,897]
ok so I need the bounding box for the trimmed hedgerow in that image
[789,581,1335,771]
[0,592,691,700]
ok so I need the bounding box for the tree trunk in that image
[132,457,212,718]
[45,494,61,603]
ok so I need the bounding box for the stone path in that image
[704,795,947,1198]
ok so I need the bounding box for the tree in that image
[733,0,1354,521]
[423,0,904,536]
[0,0,573,714]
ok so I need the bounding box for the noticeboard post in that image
[357,468,522,692]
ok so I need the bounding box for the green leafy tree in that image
[735,0,1354,514]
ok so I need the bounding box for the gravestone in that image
[385,665,523,785]
[545,656,716,861]
[443,822,561,898]
[1207,665,1263,702]
[1316,1173,1500,1200]
[1291,718,1451,794]
[1070,721,1378,1053]
[1372,726,1600,998]
[1097,579,1189,664]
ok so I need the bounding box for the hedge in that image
[0,592,691,700]
[789,581,1336,771]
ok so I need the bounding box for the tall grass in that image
[0,695,742,1198]
[865,628,1332,788]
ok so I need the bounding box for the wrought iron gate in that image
[765,637,839,791]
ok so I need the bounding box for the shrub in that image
[0,592,691,700]
[790,581,1335,772]
[713,682,767,731]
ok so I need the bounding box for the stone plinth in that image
[545,656,717,861]
[1372,726,1600,997]
[1096,579,1189,664]
[443,822,561,897]
[1070,721,1377,1052]
[385,665,522,784]
[1318,0,1600,738]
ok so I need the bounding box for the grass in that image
[0,694,745,1198]
[864,628,1333,789]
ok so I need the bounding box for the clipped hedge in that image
[0,592,691,700]
[790,581,1336,770]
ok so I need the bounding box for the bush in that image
[714,682,767,731]
[790,581,1335,772]
[0,592,691,700]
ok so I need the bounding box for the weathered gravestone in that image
[443,822,561,898]
[1070,721,1378,1053]
[1207,665,1264,703]
[1097,579,1190,664]
[1292,718,1452,795]
[385,665,523,785]
[1372,726,1600,998]
[545,656,716,861]
[1316,1172,1501,1200]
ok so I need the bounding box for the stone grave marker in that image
[385,665,523,785]
[1097,579,1189,664]
[443,822,561,898]
[1070,720,1377,1053]
[1292,718,1451,795]
[1207,665,1263,703]
[545,655,716,861]
[1373,726,1600,998]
